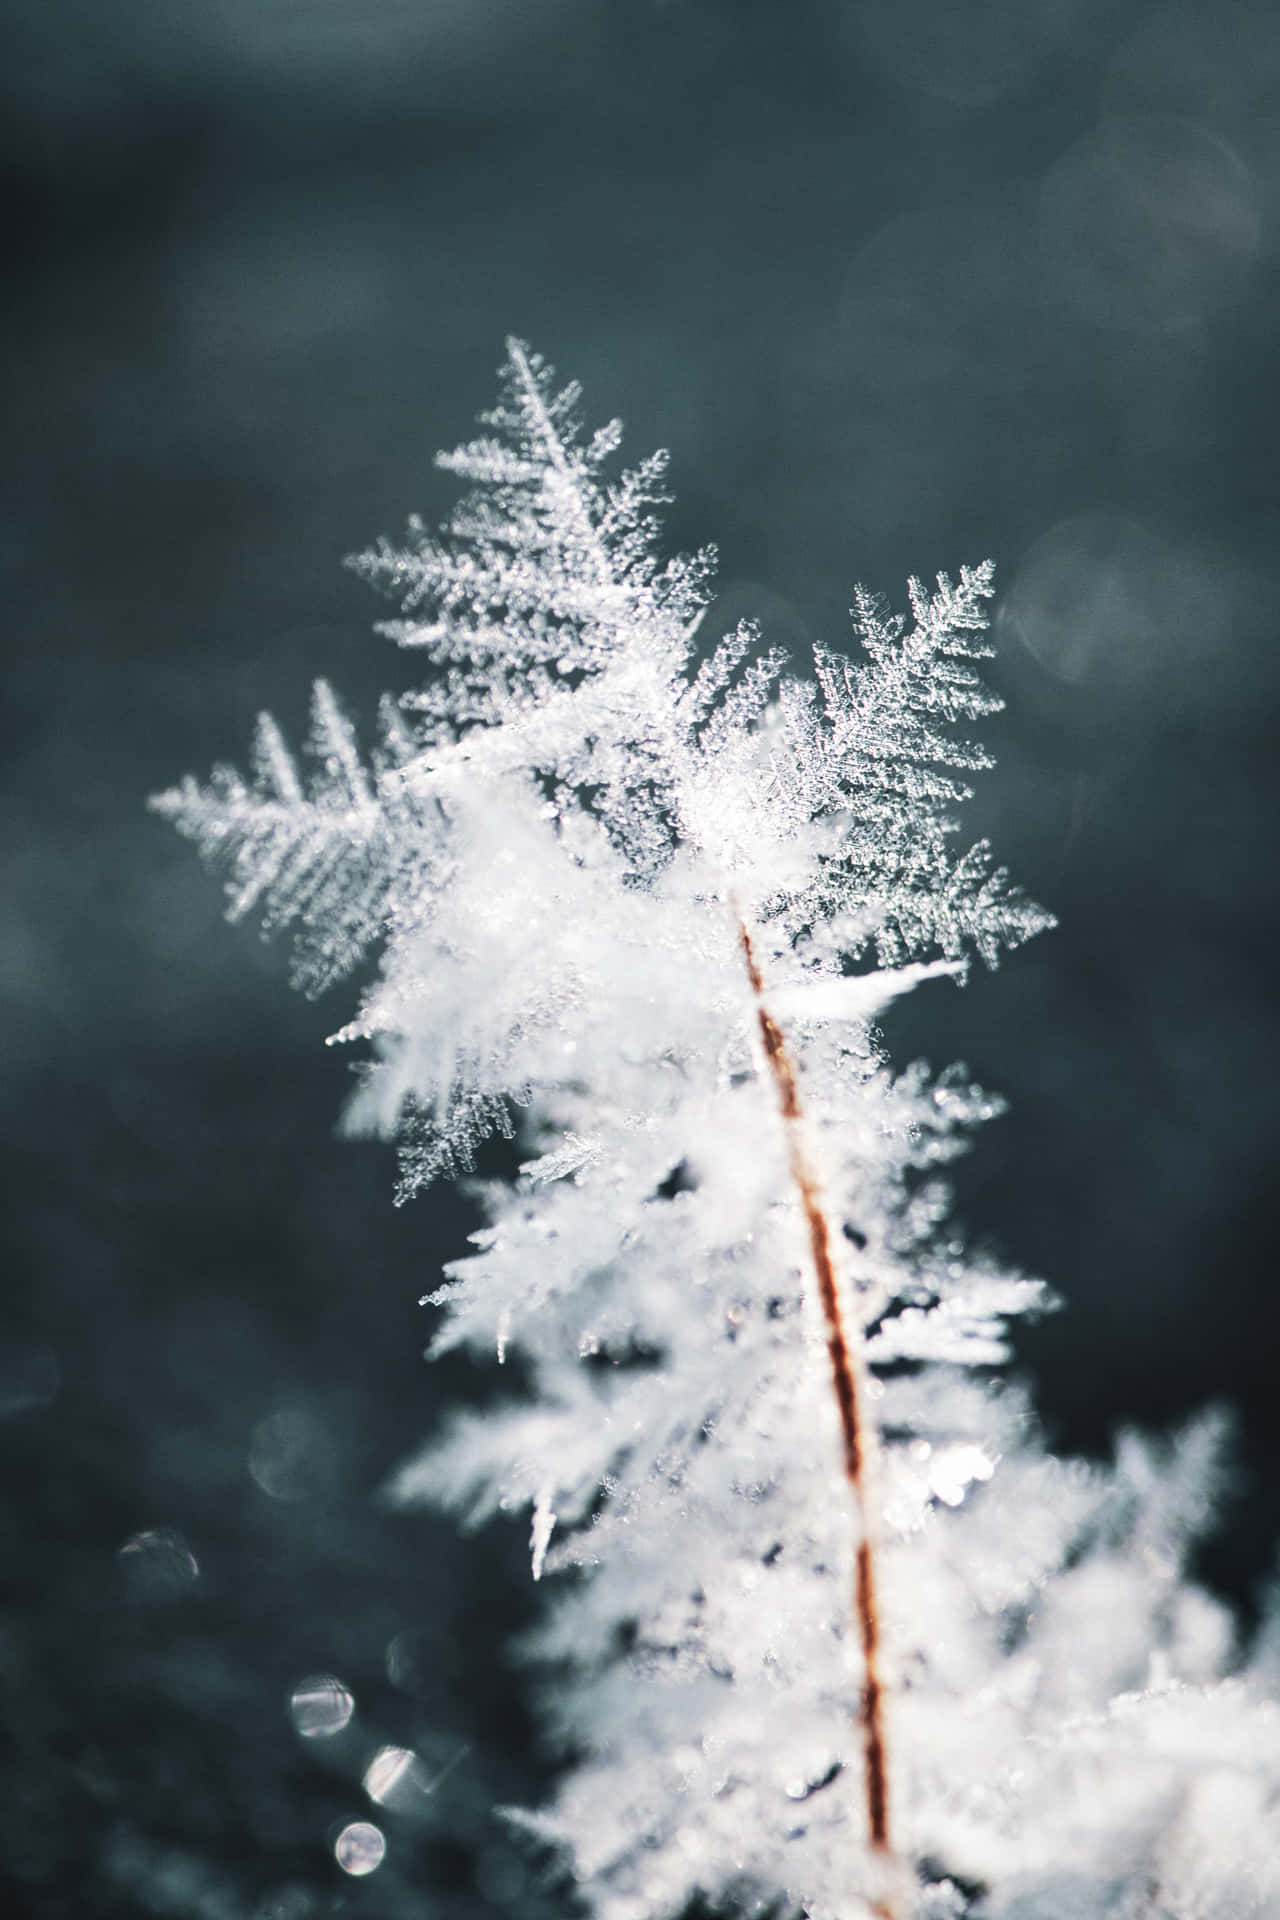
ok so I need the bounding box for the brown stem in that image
[738,923,902,1920]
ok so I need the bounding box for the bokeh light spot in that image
[116,1528,200,1601]
[998,513,1229,702]
[249,1409,335,1502]
[1040,115,1259,333]
[363,1744,424,1809]
[289,1675,354,1739]
[929,1444,997,1508]
[333,1821,385,1877]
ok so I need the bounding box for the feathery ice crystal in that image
[155,342,1279,1920]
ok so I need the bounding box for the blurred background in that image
[3,1,1279,1913]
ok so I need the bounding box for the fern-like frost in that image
[155,342,1278,1920]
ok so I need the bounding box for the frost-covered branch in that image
[157,342,1280,1920]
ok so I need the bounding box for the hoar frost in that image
[155,341,1280,1920]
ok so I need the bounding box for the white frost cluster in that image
[155,342,1279,1919]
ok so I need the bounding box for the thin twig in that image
[738,922,902,1920]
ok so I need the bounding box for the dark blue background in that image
[4,2,1279,1913]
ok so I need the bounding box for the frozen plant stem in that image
[739,920,899,1920]
[154,341,1280,1920]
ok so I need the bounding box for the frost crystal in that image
[155,342,1279,1920]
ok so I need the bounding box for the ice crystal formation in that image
[155,343,1279,1919]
